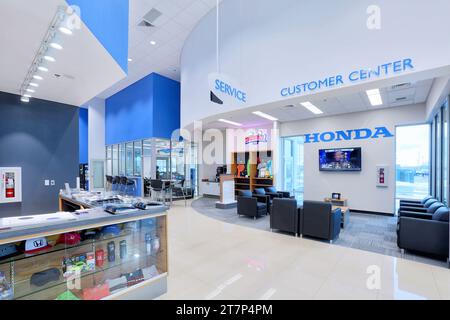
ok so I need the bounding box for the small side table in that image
[324,197,348,207]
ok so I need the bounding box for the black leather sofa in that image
[397,205,449,259]
[398,197,437,212]
[302,200,341,243]
[270,198,300,236]
[265,187,292,199]
[237,190,268,219]
[399,195,433,207]
[398,201,444,216]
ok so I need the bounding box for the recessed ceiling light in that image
[218,119,242,126]
[300,102,323,115]
[128,58,133,62]
[44,56,56,62]
[59,26,73,35]
[252,111,278,121]
[366,88,383,106]
[21,96,30,103]
[24,94,32,98]
[29,82,39,87]
[150,40,156,45]
[50,42,63,50]
[26,88,35,93]
[33,75,43,80]
[38,66,48,72]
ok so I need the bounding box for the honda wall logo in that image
[304,127,394,144]
[208,72,247,105]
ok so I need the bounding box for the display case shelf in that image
[0,210,168,300]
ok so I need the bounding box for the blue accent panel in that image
[152,74,181,139]
[79,108,88,164]
[66,0,129,73]
[105,73,180,145]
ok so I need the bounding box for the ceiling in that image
[0,0,126,106]
[204,79,435,129]
[97,0,221,99]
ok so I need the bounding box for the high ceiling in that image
[0,0,126,106]
[204,79,435,129]
[97,0,221,99]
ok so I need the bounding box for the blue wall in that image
[66,0,129,73]
[105,73,180,145]
[0,92,79,217]
[79,108,88,164]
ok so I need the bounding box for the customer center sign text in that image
[280,58,414,98]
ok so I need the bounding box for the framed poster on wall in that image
[0,167,22,203]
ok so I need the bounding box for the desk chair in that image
[125,178,136,196]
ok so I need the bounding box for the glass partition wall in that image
[105,138,198,197]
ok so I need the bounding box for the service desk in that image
[0,200,168,300]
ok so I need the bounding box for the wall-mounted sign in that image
[208,72,247,105]
[245,129,268,145]
[305,127,394,144]
[0,167,22,204]
[280,58,414,98]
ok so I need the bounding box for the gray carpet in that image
[192,197,448,268]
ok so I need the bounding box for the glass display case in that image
[0,215,167,300]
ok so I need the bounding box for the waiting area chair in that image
[252,188,275,213]
[399,195,434,207]
[398,201,444,216]
[397,205,449,260]
[264,187,292,199]
[237,190,268,219]
[270,198,300,236]
[301,200,341,243]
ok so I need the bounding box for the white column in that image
[272,121,281,190]
[87,98,106,191]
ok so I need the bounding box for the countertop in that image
[0,205,168,244]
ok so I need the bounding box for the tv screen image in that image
[319,148,362,171]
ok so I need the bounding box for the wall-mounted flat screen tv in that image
[319,147,362,171]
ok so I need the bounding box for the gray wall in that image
[0,91,79,217]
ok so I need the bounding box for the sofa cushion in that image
[424,198,438,208]
[253,188,266,195]
[427,202,444,213]
[239,190,252,197]
[266,187,277,193]
[421,195,434,204]
[256,202,267,209]
[432,207,449,222]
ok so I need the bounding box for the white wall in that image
[87,98,106,190]
[181,0,450,127]
[281,104,427,214]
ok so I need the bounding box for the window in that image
[395,124,430,200]
[119,144,126,176]
[112,145,118,176]
[281,136,304,201]
[443,103,449,204]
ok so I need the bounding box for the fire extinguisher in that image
[5,175,15,198]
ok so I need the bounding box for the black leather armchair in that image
[302,200,341,243]
[237,190,268,219]
[399,195,433,207]
[398,201,444,217]
[270,198,300,236]
[265,187,292,199]
[397,206,449,258]
[398,197,437,211]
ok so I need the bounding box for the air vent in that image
[391,82,412,90]
[139,8,162,27]
[395,97,408,101]
[282,105,295,109]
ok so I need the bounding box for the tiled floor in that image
[192,198,449,268]
[157,200,450,300]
